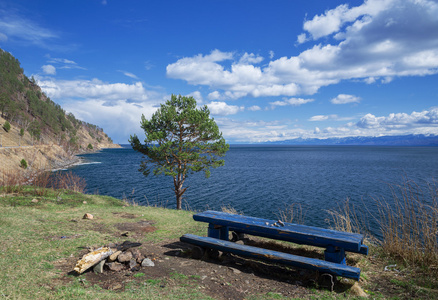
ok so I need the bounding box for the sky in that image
[0,0,438,144]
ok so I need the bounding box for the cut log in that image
[74,247,114,274]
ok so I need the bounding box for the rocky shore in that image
[0,143,121,180]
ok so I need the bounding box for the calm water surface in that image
[63,145,438,235]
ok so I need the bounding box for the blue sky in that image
[1,0,437,144]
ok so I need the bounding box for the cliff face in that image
[0,48,120,178]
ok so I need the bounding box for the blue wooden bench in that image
[180,210,368,281]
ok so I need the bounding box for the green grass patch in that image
[0,188,206,299]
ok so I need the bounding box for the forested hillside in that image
[0,48,116,151]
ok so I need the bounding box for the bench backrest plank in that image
[194,211,365,253]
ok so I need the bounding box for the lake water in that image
[63,145,438,236]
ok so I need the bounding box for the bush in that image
[20,159,28,169]
[87,143,93,150]
[19,128,24,137]
[3,121,11,132]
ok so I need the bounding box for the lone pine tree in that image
[129,94,229,210]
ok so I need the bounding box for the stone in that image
[108,250,122,262]
[83,201,87,204]
[117,251,132,263]
[229,267,241,274]
[129,258,138,269]
[31,198,38,203]
[83,213,93,220]
[106,262,125,272]
[129,248,145,263]
[111,283,122,290]
[141,258,155,267]
[93,259,105,274]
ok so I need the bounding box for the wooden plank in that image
[180,234,361,281]
[193,211,365,253]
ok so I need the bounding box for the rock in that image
[141,258,155,267]
[83,213,93,220]
[121,231,129,237]
[31,198,38,203]
[111,283,123,290]
[117,251,132,263]
[83,201,87,204]
[106,262,125,272]
[229,267,241,274]
[108,250,122,262]
[129,258,138,269]
[129,248,145,263]
[93,259,105,274]
[350,282,368,297]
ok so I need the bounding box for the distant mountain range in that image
[262,134,438,146]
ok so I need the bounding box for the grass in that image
[0,184,207,299]
[325,177,438,298]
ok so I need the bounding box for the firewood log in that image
[74,247,114,274]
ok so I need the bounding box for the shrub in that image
[19,128,24,137]
[52,171,86,193]
[20,159,28,169]
[87,143,93,150]
[3,121,11,132]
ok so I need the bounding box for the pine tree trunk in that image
[174,173,186,210]
[176,192,182,210]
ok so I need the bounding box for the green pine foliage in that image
[20,159,28,169]
[130,94,229,210]
[3,120,11,132]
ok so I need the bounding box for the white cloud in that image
[239,53,263,64]
[309,115,329,121]
[302,0,395,40]
[45,55,86,70]
[309,114,339,121]
[35,76,168,143]
[186,91,203,103]
[248,105,261,111]
[296,33,308,44]
[41,64,56,75]
[167,0,438,99]
[36,77,150,103]
[207,101,244,116]
[64,99,158,144]
[210,107,438,143]
[120,71,139,79]
[357,108,438,129]
[331,94,361,104]
[0,11,58,47]
[270,97,314,107]
[269,50,275,59]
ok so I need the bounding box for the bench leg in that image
[324,246,346,265]
[208,224,229,240]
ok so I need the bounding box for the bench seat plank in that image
[181,234,361,281]
[194,210,366,253]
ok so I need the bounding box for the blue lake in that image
[63,145,438,236]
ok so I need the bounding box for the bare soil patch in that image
[52,219,363,300]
